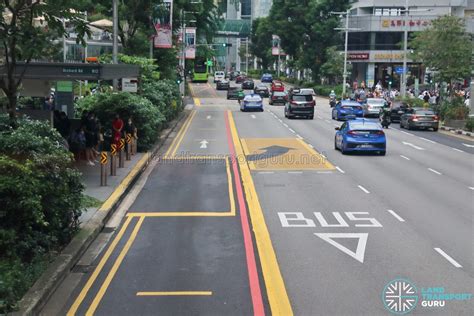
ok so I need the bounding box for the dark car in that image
[228,71,240,81]
[235,74,247,84]
[284,89,315,119]
[261,73,273,83]
[227,87,245,100]
[269,91,288,105]
[216,80,230,90]
[254,84,269,97]
[242,79,255,90]
[400,108,439,131]
[389,101,409,123]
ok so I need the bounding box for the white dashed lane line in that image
[358,185,370,194]
[289,128,296,134]
[452,148,465,153]
[278,119,283,123]
[400,130,414,136]
[335,166,345,174]
[387,210,405,222]
[296,134,303,139]
[400,155,411,160]
[428,168,442,175]
[308,144,314,148]
[434,248,463,268]
[257,171,274,174]
[469,187,474,191]
[283,123,289,128]
[288,171,303,174]
[419,137,437,144]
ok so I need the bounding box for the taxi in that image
[240,94,264,112]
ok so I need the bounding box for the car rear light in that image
[374,131,385,136]
[291,101,298,105]
[310,101,315,106]
[347,131,356,136]
[433,115,439,121]
[411,115,418,121]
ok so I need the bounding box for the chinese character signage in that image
[381,19,432,28]
[153,0,173,48]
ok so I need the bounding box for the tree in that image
[320,46,352,84]
[250,17,273,70]
[0,1,89,121]
[410,15,471,94]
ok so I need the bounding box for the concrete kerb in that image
[14,110,190,316]
[440,125,473,137]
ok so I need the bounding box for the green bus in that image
[193,57,209,82]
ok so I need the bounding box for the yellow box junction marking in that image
[164,110,196,158]
[241,138,335,171]
[128,158,235,217]
[136,291,212,296]
[228,111,293,315]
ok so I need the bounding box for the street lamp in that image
[331,10,361,98]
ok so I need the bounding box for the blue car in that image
[332,101,364,120]
[240,94,264,112]
[334,119,386,155]
[261,73,273,83]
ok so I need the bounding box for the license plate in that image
[359,144,372,148]
[420,123,431,126]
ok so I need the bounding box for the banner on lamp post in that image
[185,27,196,59]
[153,0,173,48]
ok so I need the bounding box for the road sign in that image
[395,66,406,74]
[111,144,117,155]
[100,152,108,165]
[126,133,132,144]
[119,138,125,150]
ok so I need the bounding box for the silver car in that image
[363,98,387,117]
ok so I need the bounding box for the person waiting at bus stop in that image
[112,114,124,148]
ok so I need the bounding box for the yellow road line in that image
[170,110,196,157]
[67,216,134,315]
[99,153,150,212]
[226,158,236,216]
[127,212,234,217]
[194,97,201,106]
[227,111,293,316]
[164,110,196,158]
[86,216,145,315]
[296,138,335,170]
[240,139,256,170]
[136,291,212,296]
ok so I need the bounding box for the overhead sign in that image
[153,0,173,48]
[185,27,196,59]
[241,138,335,170]
[121,78,138,93]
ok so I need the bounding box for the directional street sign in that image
[111,144,117,155]
[100,152,108,165]
[119,138,125,150]
[126,133,132,144]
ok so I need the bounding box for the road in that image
[43,79,473,316]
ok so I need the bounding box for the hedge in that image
[0,115,84,312]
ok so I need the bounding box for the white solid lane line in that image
[288,171,303,174]
[317,171,333,174]
[452,148,465,153]
[335,166,345,174]
[400,155,411,160]
[257,171,274,174]
[387,210,405,222]
[283,123,289,128]
[419,137,437,144]
[434,248,463,268]
[289,128,296,133]
[358,185,370,194]
[400,130,414,136]
[296,134,303,139]
[428,168,442,175]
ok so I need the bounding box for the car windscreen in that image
[273,92,286,96]
[350,124,379,130]
[292,95,312,101]
[414,110,435,115]
[367,99,385,105]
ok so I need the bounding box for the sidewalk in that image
[77,152,145,224]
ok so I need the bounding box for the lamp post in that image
[401,0,409,97]
[332,10,361,98]
[112,0,118,90]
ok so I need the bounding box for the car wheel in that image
[341,141,348,155]
[433,128,438,132]
[334,137,338,150]
[309,115,314,120]
[400,121,403,128]
[407,124,413,130]
[284,110,288,118]
[379,151,386,156]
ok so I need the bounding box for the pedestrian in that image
[84,112,98,166]
[112,113,124,147]
[57,111,71,139]
[69,126,86,162]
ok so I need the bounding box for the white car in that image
[214,71,225,83]
[363,98,387,117]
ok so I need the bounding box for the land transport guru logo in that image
[382,278,472,315]
[382,279,418,314]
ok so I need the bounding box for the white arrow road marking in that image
[200,140,209,149]
[251,114,256,119]
[315,233,368,263]
[462,143,474,148]
[434,248,462,268]
[402,141,425,150]
[206,115,212,119]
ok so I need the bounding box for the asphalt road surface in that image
[43,78,473,316]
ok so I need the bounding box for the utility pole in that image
[62,18,66,62]
[181,9,186,96]
[245,37,249,74]
[112,0,118,90]
[401,0,409,97]
[277,39,281,78]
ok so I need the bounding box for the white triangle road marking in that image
[314,233,368,263]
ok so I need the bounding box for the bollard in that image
[110,144,117,176]
[100,152,108,186]
[119,138,125,168]
[126,133,132,161]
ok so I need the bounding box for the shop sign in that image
[373,53,404,60]
[348,53,369,60]
[382,19,432,28]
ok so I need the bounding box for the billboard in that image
[153,0,173,48]
[185,27,196,59]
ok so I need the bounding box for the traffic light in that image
[426,73,433,84]
[222,43,232,47]
[176,74,182,84]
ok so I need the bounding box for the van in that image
[214,71,225,83]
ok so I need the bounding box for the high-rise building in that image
[345,0,473,89]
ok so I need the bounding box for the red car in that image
[271,80,285,92]
[235,74,247,84]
